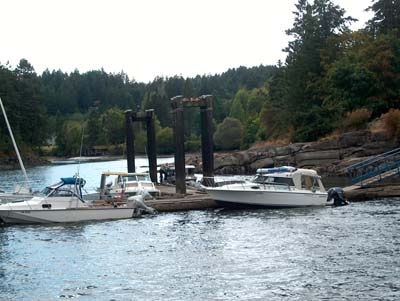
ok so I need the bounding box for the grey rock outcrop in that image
[187,130,399,176]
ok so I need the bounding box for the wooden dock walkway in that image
[146,184,218,212]
[146,182,400,212]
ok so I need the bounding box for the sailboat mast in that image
[0,97,30,186]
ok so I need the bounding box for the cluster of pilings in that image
[125,95,214,194]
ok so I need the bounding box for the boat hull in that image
[206,188,330,208]
[0,207,137,224]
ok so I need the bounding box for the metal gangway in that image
[347,147,400,188]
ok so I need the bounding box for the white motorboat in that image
[205,167,333,208]
[0,176,153,224]
[100,171,160,198]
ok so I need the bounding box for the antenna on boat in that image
[76,124,85,177]
[0,96,30,189]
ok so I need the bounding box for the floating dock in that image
[146,183,400,213]
[147,185,218,212]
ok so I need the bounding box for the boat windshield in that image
[137,175,150,181]
[41,184,79,197]
[124,176,138,182]
[41,186,53,196]
[121,175,151,182]
[253,175,294,187]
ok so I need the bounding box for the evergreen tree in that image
[14,59,48,147]
[367,0,400,35]
[283,0,355,141]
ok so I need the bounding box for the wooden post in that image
[171,96,186,194]
[200,95,214,183]
[99,173,107,200]
[146,109,158,183]
[125,110,135,173]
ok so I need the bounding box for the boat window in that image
[301,176,319,190]
[253,175,294,186]
[41,187,53,196]
[137,175,150,181]
[53,188,74,197]
[273,177,294,186]
[126,176,138,182]
[253,175,268,183]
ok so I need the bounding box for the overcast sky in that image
[0,0,373,83]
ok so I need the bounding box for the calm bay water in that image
[0,160,399,300]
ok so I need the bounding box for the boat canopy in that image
[292,169,325,192]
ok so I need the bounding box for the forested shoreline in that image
[0,0,399,160]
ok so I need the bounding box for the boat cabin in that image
[255,167,326,192]
[99,171,159,198]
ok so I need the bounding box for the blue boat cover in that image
[61,177,86,186]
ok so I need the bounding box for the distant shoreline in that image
[0,154,178,171]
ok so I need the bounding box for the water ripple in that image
[0,200,399,300]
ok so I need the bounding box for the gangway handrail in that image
[347,147,400,185]
[347,147,400,170]
[351,161,400,184]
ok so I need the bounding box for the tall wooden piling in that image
[125,110,135,173]
[200,95,214,180]
[172,96,186,194]
[146,109,158,183]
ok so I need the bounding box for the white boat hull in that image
[206,188,330,207]
[0,207,137,224]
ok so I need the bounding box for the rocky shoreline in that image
[0,155,50,171]
[188,130,399,177]
[1,129,398,180]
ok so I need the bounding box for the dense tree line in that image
[0,58,274,155]
[259,0,400,143]
[1,0,399,157]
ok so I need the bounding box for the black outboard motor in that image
[327,187,349,206]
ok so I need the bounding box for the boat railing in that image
[346,147,400,185]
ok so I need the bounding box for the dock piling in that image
[125,110,135,173]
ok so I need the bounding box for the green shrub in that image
[213,117,243,150]
[185,135,201,152]
[157,127,174,154]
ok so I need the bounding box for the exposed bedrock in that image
[187,130,399,176]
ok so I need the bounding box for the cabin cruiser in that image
[0,176,155,224]
[205,166,333,207]
[100,171,160,198]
